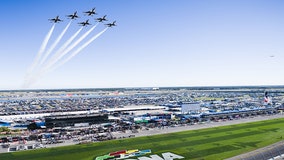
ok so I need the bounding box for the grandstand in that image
[45,114,109,128]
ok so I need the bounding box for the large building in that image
[181,102,201,114]
[45,114,109,128]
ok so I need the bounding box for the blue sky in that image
[0,0,283,90]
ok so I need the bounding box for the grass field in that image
[1,118,284,160]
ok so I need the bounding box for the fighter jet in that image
[49,16,63,23]
[67,11,79,19]
[84,8,97,16]
[105,21,116,27]
[96,15,107,22]
[78,19,91,26]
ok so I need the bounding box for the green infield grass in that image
[1,118,284,160]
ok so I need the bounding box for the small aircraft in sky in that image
[67,11,79,19]
[96,15,107,22]
[78,19,91,26]
[84,8,97,16]
[105,21,116,27]
[49,16,63,23]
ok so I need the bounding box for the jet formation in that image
[25,7,116,88]
[49,8,116,28]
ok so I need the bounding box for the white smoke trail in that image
[27,24,55,74]
[27,24,99,87]
[43,23,98,71]
[42,26,83,71]
[39,21,72,66]
[50,27,108,72]
[23,24,55,88]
